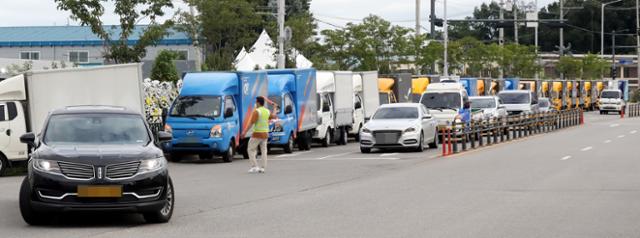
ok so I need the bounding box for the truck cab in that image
[599,89,625,115]
[266,74,297,153]
[350,74,365,140]
[419,82,468,127]
[165,72,267,162]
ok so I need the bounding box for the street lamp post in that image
[443,0,449,77]
[601,0,622,57]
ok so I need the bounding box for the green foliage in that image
[150,50,180,82]
[631,90,640,103]
[54,0,174,63]
[499,44,540,78]
[557,56,582,79]
[581,54,609,80]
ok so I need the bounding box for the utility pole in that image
[498,1,505,80]
[514,3,519,44]
[416,0,421,35]
[430,0,436,36]
[190,6,202,71]
[559,0,564,57]
[636,0,640,84]
[612,30,617,81]
[277,0,285,69]
[444,0,449,77]
[535,0,539,80]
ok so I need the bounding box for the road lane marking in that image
[618,135,626,138]
[428,155,440,159]
[561,156,572,160]
[317,152,353,160]
[380,153,399,157]
[580,146,593,152]
[271,157,400,161]
[631,130,638,134]
[277,151,311,158]
[604,140,612,144]
[610,124,620,128]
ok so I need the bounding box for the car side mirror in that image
[157,131,173,142]
[423,115,432,120]
[285,105,293,114]
[20,133,35,146]
[355,102,362,109]
[224,108,234,118]
[498,105,506,109]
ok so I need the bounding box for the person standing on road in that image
[247,96,277,173]
[457,101,472,127]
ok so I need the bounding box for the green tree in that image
[581,53,609,80]
[556,56,582,79]
[499,44,539,78]
[181,0,263,70]
[54,0,175,63]
[150,50,180,82]
[416,41,444,74]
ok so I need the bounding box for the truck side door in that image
[224,96,239,142]
[0,104,9,150]
[353,94,364,130]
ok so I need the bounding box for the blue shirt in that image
[458,108,471,124]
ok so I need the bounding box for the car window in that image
[354,95,362,109]
[322,95,331,112]
[373,107,419,120]
[225,96,236,112]
[0,105,6,121]
[284,94,294,114]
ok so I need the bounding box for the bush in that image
[150,50,180,82]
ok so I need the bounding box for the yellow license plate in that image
[77,185,122,198]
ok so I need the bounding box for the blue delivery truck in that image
[164,71,268,162]
[265,69,318,152]
[460,78,478,96]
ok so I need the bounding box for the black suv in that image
[19,106,174,225]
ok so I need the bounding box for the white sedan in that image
[469,96,507,120]
[359,103,438,153]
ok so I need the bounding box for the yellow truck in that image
[551,81,564,110]
[595,81,607,109]
[584,82,593,110]
[411,77,430,103]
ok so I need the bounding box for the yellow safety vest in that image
[253,107,270,133]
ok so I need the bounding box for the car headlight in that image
[32,159,62,175]
[404,127,417,133]
[271,124,283,132]
[139,157,167,174]
[210,125,222,138]
[361,128,371,134]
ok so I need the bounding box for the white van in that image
[497,90,539,115]
[419,82,468,127]
[599,89,625,115]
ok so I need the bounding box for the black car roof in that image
[50,105,141,116]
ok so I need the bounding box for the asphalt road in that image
[0,112,638,237]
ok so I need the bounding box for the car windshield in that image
[170,96,221,118]
[539,99,550,107]
[499,92,530,104]
[373,107,419,120]
[266,95,282,114]
[601,91,621,99]
[470,98,496,109]
[44,114,150,145]
[420,92,461,110]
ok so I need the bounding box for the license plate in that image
[77,185,122,198]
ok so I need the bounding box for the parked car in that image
[359,103,438,153]
[469,96,507,120]
[497,90,539,115]
[538,97,553,112]
[19,106,174,225]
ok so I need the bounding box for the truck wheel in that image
[354,124,362,142]
[321,130,331,147]
[20,178,49,226]
[302,132,312,150]
[0,154,7,177]
[283,135,294,153]
[428,131,438,149]
[340,128,348,145]
[144,177,174,223]
[221,142,235,163]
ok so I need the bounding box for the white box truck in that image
[0,64,144,175]
[349,71,379,141]
[315,71,354,146]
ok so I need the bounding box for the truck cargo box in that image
[333,71,354,127]
[359,71,379,119]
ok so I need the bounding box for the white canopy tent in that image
[234,30,313,70]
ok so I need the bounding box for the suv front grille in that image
[106,161,140,180]
[57,161,94,180]
[373,130,401,145]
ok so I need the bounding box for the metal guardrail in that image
[626,104,640,118]
[440,109,583,156]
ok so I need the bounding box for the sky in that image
[0,0,557,32]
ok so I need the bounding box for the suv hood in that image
[34,144,161,165]
[503,104,532,111]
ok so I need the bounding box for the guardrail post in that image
[447,128,453,156]
[441,127,447,156]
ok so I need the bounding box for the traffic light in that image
[611,67,618,79]
[433,18,443,27]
